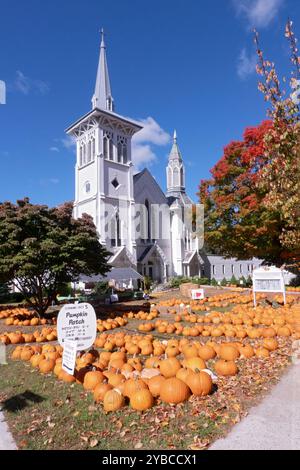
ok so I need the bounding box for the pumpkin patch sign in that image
[57,303,97,351]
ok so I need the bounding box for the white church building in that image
[66,31,262,285]
[66,31,202,284]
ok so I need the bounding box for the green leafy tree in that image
[0,198,111,316]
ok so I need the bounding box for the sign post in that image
[252,266,286,307]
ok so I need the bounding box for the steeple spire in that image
[92,28,114,111]
[166,130,185,196]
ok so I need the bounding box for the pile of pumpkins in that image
[0,327,57,345]
[96,317,128,333]
[0,307,34,320]
[125,309,159,321]
[4,316,53,327]
[11,335,283,412]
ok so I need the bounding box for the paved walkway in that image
[210,364,300,450]
[0,411,17,450]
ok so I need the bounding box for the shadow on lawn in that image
[1,390,45,413]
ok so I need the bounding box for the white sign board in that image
[62,339,77,375]
[252,266,286,307]
[57,303,97,350]
[191,289,205,300]
[110,293,119,303]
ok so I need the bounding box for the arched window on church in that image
[145,199,151,242]
[173,167,179,187]
[167,167,172,188]
[109,138,114,161]
[79,146,83,166]
[87,141,92,163]
[103,137,108,159]
[92,138,96,160]
[82,144,86,165]
[111,212,121,247]
[117,143,122,163]
[180,167,184,187]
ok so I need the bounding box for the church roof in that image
[167,192,194,207]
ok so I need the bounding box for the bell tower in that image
[166,130,186,197]
[66,29,142,267]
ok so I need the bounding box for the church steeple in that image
[166,130,185,196]
[92,29,114,111]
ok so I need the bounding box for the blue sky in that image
[0,0,299,206]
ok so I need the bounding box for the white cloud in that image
[39,178,60,186]
[237,48,257,79]
[14,71,50,95]
[61,136,76,150]
[132,117,171,169]
[233,0,284,28]
[50,146,60,152]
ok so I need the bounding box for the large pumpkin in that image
[39,358,55,374]
[159,357,181,378]
[186,370,212,396]
[130,389,154,411]
[263,338,278,351]
[197,345,216,360]
[93,383,113,402]
[219,344,240,361]
[214,360,238,376]
[148,375,166,397]
[239,345,254,359]
[183,357,206,372]
[159,378,191,404]
[103,390,124,412]
[123,378,148,398]
[83,370,105,390]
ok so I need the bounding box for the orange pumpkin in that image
[186,370,212,396]
[130,389,154,411]
[160,378,191,404]
[214,360,238,376]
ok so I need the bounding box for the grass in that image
[0,358,220,450]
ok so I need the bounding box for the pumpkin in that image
[31,353,46,368]
[277,326,291,337]
[239,345,254,358]
[11,347,22,360]
[159,357,181,378]
[214,360,238,376]
[255,347,270,358]
[263,338,278,351]
[160,378,191,404]
[183,357,206,372]
[262,327,276,338]
[219,344,240,361]
[83,370,105,390]
[20,348,34,361]
[148,375,166,397]
[108,373,126,388]
[39,358,55,374]
[93,383,113,402]
[123,378,148,398]
[59,370,76,383]
[176,367,191,384]
[197,345,216,360]
[54,362,63,376]
[103,390,125,412]
[182,344,198,359]
[186,370,212,396]
[130,389,154,411]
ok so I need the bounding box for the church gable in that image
[133,168,168,205]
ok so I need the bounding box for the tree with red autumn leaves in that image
[200,20,300,269]
[199,121,284,264]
